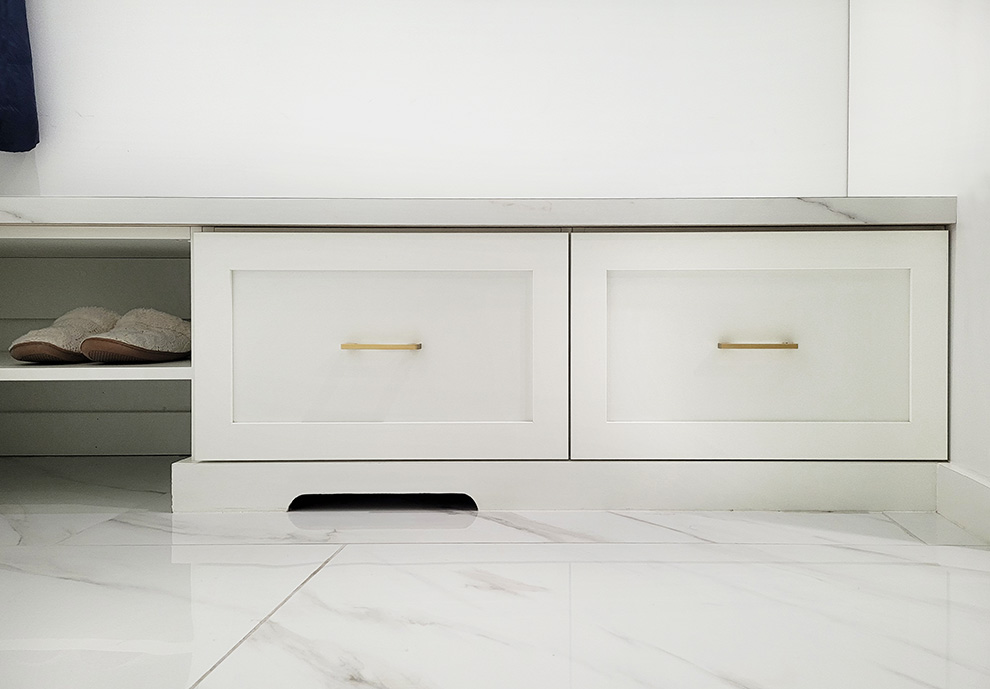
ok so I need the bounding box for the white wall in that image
[1,0,848,198]
[946,1,990,484]
[848,0,990,485]
[848,0,958,196]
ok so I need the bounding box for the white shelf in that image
[0,231,190,259]
[0,352,191,381]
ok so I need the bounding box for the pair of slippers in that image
[9,307,191,364]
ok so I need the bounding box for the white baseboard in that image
[937,464,990,542]
[172,459,937,512]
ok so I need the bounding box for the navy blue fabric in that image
[0,0,39,152]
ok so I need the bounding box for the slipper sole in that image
[80,338,190,364]
[9,341,89,364]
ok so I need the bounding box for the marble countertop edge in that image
[0,196,957,228]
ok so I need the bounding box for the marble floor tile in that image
[0,456,175,513]
[326,541,990,567]
[193,541,990,689]
[0,509,127,546]
[474,510,709,543]
[612,510,927,545]
[0,543,340,689]
[566,558,990,689]
[884,511,990,546]
[0,456,176,546]
[59,507,716,548]
[60,508,545,547]
[195,556,573,688]
[59,511,345,547]
[2,457,988,689]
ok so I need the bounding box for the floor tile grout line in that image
[607,510,719,545]
[879,511,929,545]
[186,544,347,689]
[314,541,948,567]
[937,515,990,546]
[294,559,948,568]
[3,538,953,548]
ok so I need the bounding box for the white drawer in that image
[193,233,569,460]
[571,231,947,460]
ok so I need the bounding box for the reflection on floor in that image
[1,456,988,689]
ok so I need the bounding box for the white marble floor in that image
[1,457,988,689]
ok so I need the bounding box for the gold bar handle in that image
[341,343,422,350]
[717,342,798,350]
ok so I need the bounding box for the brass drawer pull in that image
[717,342,798,350]
[341,343,423,351]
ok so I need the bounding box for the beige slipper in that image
[9,307,121,363]
[80,308,191,363]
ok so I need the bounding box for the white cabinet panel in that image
[571,231,947,460]
[193,233,568,461]
[231,269,533,423]
[606,268,909,423]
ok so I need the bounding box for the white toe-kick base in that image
[171,459,937,512]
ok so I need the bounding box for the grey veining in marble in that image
[192,543,990,689]
[884,511,990,546]
[0,544,341,688]
[0,196,956,228]
[0,456,173,514]
[1,457,987,689]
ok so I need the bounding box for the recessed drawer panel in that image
[607,268,910,423]
[231,269,533,423]
[571,231,947,460]
[194,232,568,461]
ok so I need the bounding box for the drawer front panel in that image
[231,269,533,423]
[607,268,910,422]
[194,233,568,461]
[571,231,947,460]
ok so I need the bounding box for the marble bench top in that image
[0,196,956,228]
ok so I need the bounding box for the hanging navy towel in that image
[0,0,40,152]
